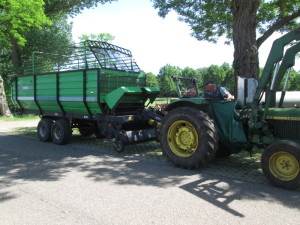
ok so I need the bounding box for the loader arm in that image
[262,42,300,120]
[249,27,300,129]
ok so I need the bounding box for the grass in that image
[12,126,37,136]
[0,114,39,121]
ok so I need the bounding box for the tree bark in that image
[231,0,260,80]
[0,76,13,117]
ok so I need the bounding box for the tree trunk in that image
[11,38,22,73]
[0,76,13,117]
[231,0,260,81]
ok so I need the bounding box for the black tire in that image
[37,119,53,142]
[51,119,72,145]
[215,143,232,158]
[160,107,218,169]
[78,126,94,137]
[261,140,300,189]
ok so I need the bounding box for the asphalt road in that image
[0,121,299,225]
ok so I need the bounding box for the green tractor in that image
[159,27,300,189]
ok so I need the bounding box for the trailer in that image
[10,41,163,151]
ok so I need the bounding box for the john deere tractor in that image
[159,27,300,189]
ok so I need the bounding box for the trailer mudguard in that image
[211,101,251,153]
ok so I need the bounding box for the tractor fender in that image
[164,98,209,112]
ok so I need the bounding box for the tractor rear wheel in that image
[261,140,300,189]
[160,107,218,169]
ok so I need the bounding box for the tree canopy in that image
[148,63,299,97]
[44,0,115,17]
[0,0,51,48]
[157,65,181,96]
[152,0,300,46]
[1,0,116,65]
[79,33,115,43]
[154,64,235,97]
[144,71,160,87]
[151,0,300,82]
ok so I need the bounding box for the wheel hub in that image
[175,127,194,150]
[280,160,292,170]
[270,152,299,181]
[167,120,198,157]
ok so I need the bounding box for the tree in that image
[144,72,159,87]
[79,33,115,43]
[0,0,51,48]
[181,67,200,79]
[0,76,12,117]
[7,0,116,72]
[0,15,74,115]
[282,69,300,91]
[155,63,238,96]
[180,67,201,91]
[200,65,226,85]
[0,0,51,116]
[221,63,235,94]
[151,0,300,81]
[22,17,74,70]
[196,64,236,93]
[157,65,181,96]
[43,0,116,17]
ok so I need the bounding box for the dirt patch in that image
[0,120,39,132]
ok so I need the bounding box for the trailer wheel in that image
[37,119,53,142]
[160,107,218,169]
[78,126,94,137]
[261,140,300,189]
[51,120,72,145]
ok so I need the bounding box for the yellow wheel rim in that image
[167,120,198,157]
[269,151,300,181]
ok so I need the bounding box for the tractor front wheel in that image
[261,140,300,189]
[160,107,218,169]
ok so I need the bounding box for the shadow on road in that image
[0,132,299,216]
[0,191,17,203]
[179,175,300,217]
